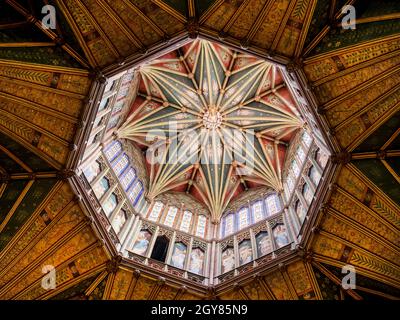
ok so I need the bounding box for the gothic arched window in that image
[120,167,137,191]
[251,201,264,223]
[223,213,235,236]
[112,153,129,176]
[265,193,281,216]
[148,201,163,222]
[195,215,207,237]
[237,207,250,229]
[128,180,142,205]
[164,206,178,227]
[180,210,192,233]
[105,141,122,162]
[302,131,312,147]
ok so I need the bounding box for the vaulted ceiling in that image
[0,0,399,300]
[117,39,303,220]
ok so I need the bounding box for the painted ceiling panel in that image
[0,132,53,172]
[309,20,400,56]
[322,263,400,299]
[50,273,101,300]
[0,178,57,251]
[354,112,400,152]
[353,159,400,206]
[0,180,28,219]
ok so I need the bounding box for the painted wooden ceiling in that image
[0,0,399,300]
[117,39,302,219]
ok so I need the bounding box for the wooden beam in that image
[381,159,400,184]
[151,0,187,24]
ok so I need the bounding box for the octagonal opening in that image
[77,38,331,286]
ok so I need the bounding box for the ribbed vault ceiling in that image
[0,0,399,300]
[117,39,303,219]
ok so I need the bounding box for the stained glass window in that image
[224,213,235,236]
[128,180,142,205]
[112,100,124,114]
[286,175,295,193]
[238,207,249,229]
[290,159,300,177]
[196,215,207,237]
[180,210,192,233]
[296,146,306,163]
[302,131,312,147]
[117,86,129,100]
[105,141,122,161]
[120,167,136,191]
[252,201,264,223]
[112,154,129,176]
[164,206,178,227]
[149,201,163,221]
[265,193,281,216]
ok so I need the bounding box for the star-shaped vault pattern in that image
[117,40,304,220]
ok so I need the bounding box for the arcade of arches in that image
[0,0,399,300]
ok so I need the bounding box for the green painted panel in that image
[353,159,400,206]
[0,178,57,251]
[304,0,331,48]
[0,132,54,172]
[357,0,400,19]
[310,19,400,56]
[355,113,400,152]
[162,0,188,16]
[313,266,342,300]
[51,274,100,300]
[0,180,28,219]
[88,276,108,300]
[196,0,216,16]
[322,263,400,299]
[0,46,82,68]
